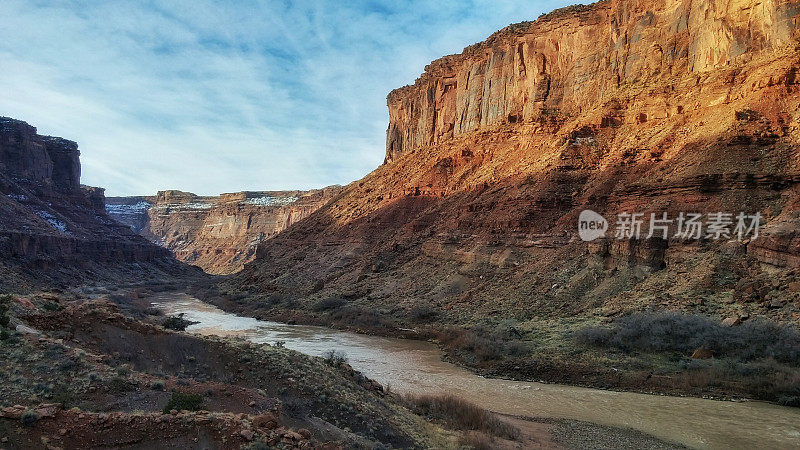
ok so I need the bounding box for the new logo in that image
[578,210,608,242]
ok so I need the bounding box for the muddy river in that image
[152,293,800,449]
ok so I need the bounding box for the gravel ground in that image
[544,418,687,450]
[497,415,687,450]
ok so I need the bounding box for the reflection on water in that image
[152,293,800,449]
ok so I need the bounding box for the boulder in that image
[691,348,714,359]
[252,412,278,430]
[239,430,254,441]
[721,317,741,327]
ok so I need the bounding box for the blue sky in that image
[1,0,570,196]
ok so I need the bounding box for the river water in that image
[152,293,800,449]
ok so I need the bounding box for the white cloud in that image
[0,0,571,196]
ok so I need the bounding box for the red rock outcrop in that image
[107,187,340,274]
[232,0,800,323]
[0,117,189,291]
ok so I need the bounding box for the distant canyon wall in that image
[107,188,341,275]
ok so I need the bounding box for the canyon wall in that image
[386,0,800,162]
[107,187,341,274]
[0,117,190,291]
[231,0,800,326]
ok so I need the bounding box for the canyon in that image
[107,187,341,274]
[3,0,800,447]
[204,0,800,400]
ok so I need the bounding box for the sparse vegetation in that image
[403,393,519,440]
[408,304,439,323]
[437,327,528,365]
[576,312,800,363]
[323,349,348,367]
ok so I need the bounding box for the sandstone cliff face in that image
[386,0,800,162]
[234,0,800,325]
[107,187,340,275]
[0,117,187,291]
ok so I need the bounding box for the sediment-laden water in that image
[152,293,800,449]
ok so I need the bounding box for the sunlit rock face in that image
[386,0,799,162]
[107,188,341,275]
[233,0,800,323]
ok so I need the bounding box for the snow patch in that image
[34,210,69,233]
[244,196,297,207]
[182,202,214,210]
[105,201,151,214]
[6,194,28,202]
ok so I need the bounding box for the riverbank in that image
[0,287,694,449]
[193,282,800,406]
[0,290,450,448]
[159,290,800,449]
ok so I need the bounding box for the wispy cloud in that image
[0,0,571,196]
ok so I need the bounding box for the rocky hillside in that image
[107,188,340,274]
[0,117,193,292]
[229,0,800,327]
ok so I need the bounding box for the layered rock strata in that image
[0,117,188,290]
[107,188,340,274]
[232,0,800,324]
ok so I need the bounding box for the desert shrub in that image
[20,410,38,427]
[107,377,137,393]
[575,312,800,363]
[313,297,346,312]
[437,328,528,364]
[162,313,196,331]
[42,301,63,312]
[243,442,272,450]
[0,294,11,328]
[0,294,11,341]
[779,396,800,407]
[151,380,165,391]
[458,431,494,450]
[323,349,348,367]
[403,394,519,440]
[163,392,204,413]
[330,306,397,330]
[408,304,439,323]
[57,359,78,372]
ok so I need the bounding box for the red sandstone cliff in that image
[107,187,341,274]
[231,0,800,325]
[0,117,190,291]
